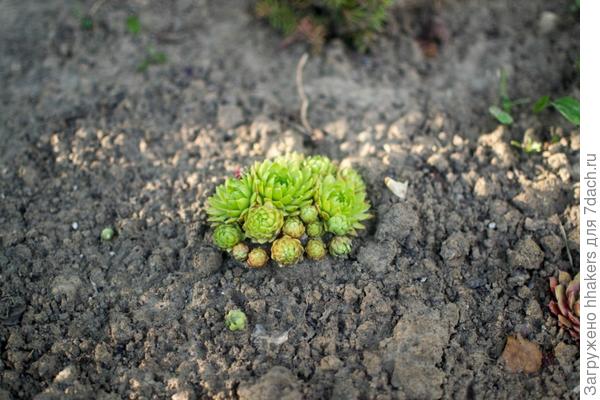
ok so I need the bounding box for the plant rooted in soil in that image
[255,0,392,51]
[225,309,248,331]
[548,271,580,340]
[206,153,371,267]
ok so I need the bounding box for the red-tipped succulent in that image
[548,271,580,340]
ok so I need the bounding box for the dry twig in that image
[295,53,312,134]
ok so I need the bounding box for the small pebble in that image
[71,222,79,230]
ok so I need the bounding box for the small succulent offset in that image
[329,235,352,257]
[225,309,248,331]
[206,153,371,267]
[247,248,269,268]
[271,236,304,266]
[213,224,243,250]
[548,271,580,340]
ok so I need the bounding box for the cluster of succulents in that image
[207,153,371,268]
[255,0,392,52]
[548,271,580,340]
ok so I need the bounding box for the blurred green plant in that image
[255,0,392,51]
[510,138,542,154]
[126,15,141,35]
[489,70,528,125]
[489,70,580,129]
[81,15,94,30]
[533,96,580,126]
[137,48,168,72]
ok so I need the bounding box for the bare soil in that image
[0,0,580,399]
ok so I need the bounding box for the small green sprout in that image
[100,227,114,241]
[510,139,542,154]
[137,48,168,72]
[306,239,326,261]
[488,106,514,125]
[247,248,269,268]
[81,15,94,30]
[126,15,141,35]
[306,221,324,238]
[225,309,247,332]
[534,96,580,126]
[213,224,243,250]
[231,242,250,262]
[271,236,303,266]
[282,216,305,239]
[489,70,528,125]
[329,236,352,258]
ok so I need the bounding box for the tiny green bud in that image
[101,227,114,241]
[306,221,324,238]
[213,224,243,250]
[247,248,269,268]
[225,309,247,331]
[282,216,306,239]
[326,214,351,236]
[329,236,352,258]
[300,205,319,224]
[305,239,327,261]
[271,236,303,266]
[231,242,249,262]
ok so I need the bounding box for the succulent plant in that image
[337,166,366,193]
[271,235,304,266]
[304,155,337,177]
[207,175,255,225]
[282,216,306,239]
[100,227,114,241]
[247,248,269,268]
[326,214,351,236]
[213,224,244,250]
[251,155,316,215]
[231,242,250,262]
[225,309,248,331]
[548,271,580,339]
[243,202,284,244]
[306,221,324,238]
[206,153,371,267]
[316,175,371,236]
[306,238,327,260]
[300,204,319,224]
[329,236,352,257]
